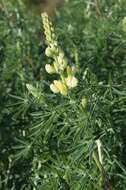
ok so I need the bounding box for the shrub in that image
[0,0,126,189]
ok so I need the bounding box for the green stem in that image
[93,151,104,173]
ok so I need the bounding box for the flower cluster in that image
[41,12,78,96]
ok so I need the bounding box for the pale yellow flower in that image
[45,45,58,58]
[45,64,55,74]
[54,80,68,96]
[66,76,78,88]
[42,12,78,96]
[50,83,59,93]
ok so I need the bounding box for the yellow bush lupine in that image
[42,12,78,96]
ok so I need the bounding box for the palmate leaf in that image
[9,93,31,118]
[30,113,56,139]
[29,101,73,139]
[13,138,33,160]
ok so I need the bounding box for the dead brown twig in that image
[93,0,103,17]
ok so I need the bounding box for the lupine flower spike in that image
[41,12,78,96]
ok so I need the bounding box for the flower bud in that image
[57,55,63,65]
[45,47,53,57]
[50,44,58,53]
[57,53,68,71]
[66,76,78,88]
[53,61,58,73]
[61,60,68,71]
[45,64,56,74]
[67,66,72,76]
[67,66,76,76]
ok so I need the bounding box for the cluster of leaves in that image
[0,0,126,189]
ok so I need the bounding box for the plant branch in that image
[93,0,102,17]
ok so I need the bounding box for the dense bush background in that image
[0,0,126,189]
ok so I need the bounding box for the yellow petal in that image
[45,64,55,74]
[66,76,78,88]
[50,83,59,93]
[54,80,68,96]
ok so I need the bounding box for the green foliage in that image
[0,0,126,189]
